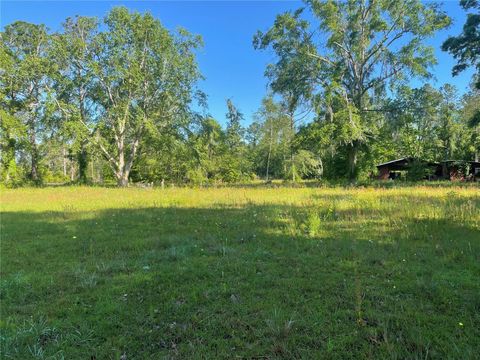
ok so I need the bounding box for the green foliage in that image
[249,96,295,180]
[0,3,478,186]
[460,83,480,160]
[406,160,429,181]
[305,210,321,236]
[88,7,203,186]
[442,0,480,89]
[0,158,23,187]
[1,21,53,184]
[186,167,208,186]
[255,0,451,178]
[0,110,26,186]
[289,150,322,180]
[1,7,204,187]
[225,99,245,149]
[189,113,253,184]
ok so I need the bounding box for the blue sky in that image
[1,1,475,126]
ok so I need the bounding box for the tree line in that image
[1,1,479,187]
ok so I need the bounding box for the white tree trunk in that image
[62,147,67,177]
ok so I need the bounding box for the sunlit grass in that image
[1,185,479,358]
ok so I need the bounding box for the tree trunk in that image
[117,173,129,187]
[476,128,480,162]
[70,161,75,181]
[442,158,448,180]
[115,132,127,187]
[442,142,449,179]
[347,142,358,181]
[116,130,141,188]
[30,127,39,184]
[289,111,295,182]
[3,137,16,182]
[291,153,295,182]
[77,141,88,184]
[347,94,364,181]
[62,147,67,177]
[91,158,95,183]
[266,124,273,181]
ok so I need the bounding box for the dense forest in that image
[1,0,479,187]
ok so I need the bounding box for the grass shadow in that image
[1,202,479,359]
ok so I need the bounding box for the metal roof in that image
[376,158,479,168]
[376,158,409,168]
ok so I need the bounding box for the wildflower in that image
[72,236,77,239]
[459,322,463,326]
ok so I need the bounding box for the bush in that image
[285,150,322,181]
[186,168,208,186]
[0,159,24,187]
[406,160,429,181]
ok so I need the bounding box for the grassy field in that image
[1,185,479,359]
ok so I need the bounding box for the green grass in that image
[1,186,479,359]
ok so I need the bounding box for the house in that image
[376,158,480,181]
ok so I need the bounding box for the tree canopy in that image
[1,3,479,186]
[442,0,480,89]
[254,0,451,178]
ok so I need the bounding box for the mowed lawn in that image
[1,185,479,359]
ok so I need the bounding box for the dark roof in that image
[376,158,410,168]
[377,158,480,169]
[376,157,437,170]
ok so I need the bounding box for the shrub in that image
[186,168,208,186]
[406,160,429,181]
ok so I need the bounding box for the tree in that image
[437,84,460,176]
[191,116,225,182]
[133,124,194,184]
[442,0,480,89]
[254,0,450,179]
[225,99,245,149]
[0,108,25,185]
[51,16,99,184]
[461,83,480,161]
[1,21,53,183]
[252,96,295,180]
[1,8,204,187]
[0,41,26,185]
[222,99,252,182]
[442,1,480,131]
[384,85,442,161]
[88,7,203,186]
